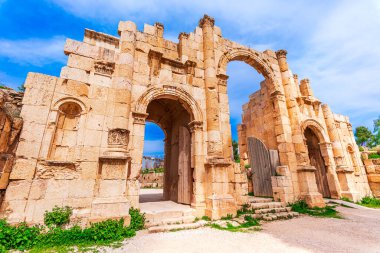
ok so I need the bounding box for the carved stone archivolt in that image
[108,128,130,146]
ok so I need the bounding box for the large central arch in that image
[217,48,281,94]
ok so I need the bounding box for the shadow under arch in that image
[135,85,203,123]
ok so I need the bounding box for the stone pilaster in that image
[199,15,223,157]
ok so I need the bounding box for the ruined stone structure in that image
[0,15,372,224]
[362,152,380,197]
[0,88,23,204]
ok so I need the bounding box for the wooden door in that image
[177,126,192,204]
[305,128,331,198]
[247,137,274,197]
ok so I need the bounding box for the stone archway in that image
[128,86,204,208]
[144,98,192,204]
[217,48,281,95]
[304,127,331,198]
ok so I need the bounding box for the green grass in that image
[221,214,233,220]
[210,216,260,233]
[290,200,342,219]
[236,204,256,217]
[0,207,145,252]
[357,196,380,208]
[340,197,353,203]
[368,153,380,159]
[201,216,211,221]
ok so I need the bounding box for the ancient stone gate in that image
[0,15,372,224]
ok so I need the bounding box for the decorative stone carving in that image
[94,61,115,76]
[132,112,148,125]
[217,74,229,87]
[148,50,163,77]
[188,120,203,133]
[108,128,129,146]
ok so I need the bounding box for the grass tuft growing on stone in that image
[357,196,380,208]
[210,215,260,233]
[290,200,342,219]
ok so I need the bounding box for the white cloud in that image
[0,36,66,66]
[12,0,380,130]
[292,0,380,128]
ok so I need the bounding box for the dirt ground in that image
[104,203,380,253]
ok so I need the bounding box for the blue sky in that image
[1,0,379,156]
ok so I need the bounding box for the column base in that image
[89,197,131,226]
[205,194,237,220]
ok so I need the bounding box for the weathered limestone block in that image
[67,54,94,71]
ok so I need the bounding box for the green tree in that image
[355,126,374,147]
[232,140,240,163]
[373,116,380,147]
[18,82,25,92]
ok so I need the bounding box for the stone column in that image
[127,112,149,207]
[114,21,137,129]
[322,104,357,200]
[276,50,310,167]
[199,15,223,157]
[189,120,206,215]
[319,142,341,199]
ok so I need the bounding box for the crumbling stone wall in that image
[0,15,373,224]
[362,152,380,197]
[140,172,164,188]
[0,88,23,195]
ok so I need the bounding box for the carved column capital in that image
[216,74,229,86]
[132,111,149,125]
[199,14,215,28]
[178,32,190,40]
[188,120,203,133]
[275,49,288,59]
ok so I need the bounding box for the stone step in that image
[250,202,286,209]
[148,220,208,233]
[255,207,291,214]
[248,196,274,203]
[145,215,195,228]
[262,212,299,221]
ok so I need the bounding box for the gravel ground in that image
[102,204,380,253]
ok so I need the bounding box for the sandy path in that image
[103,205,380,253]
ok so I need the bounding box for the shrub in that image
[0,206,142,251]
[0,219,41,251]
[128,207,145,231]
[357,196,380,208]
[44,206,72,227]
